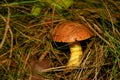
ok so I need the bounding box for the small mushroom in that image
[30,59,51,80]
[52,21,93,67]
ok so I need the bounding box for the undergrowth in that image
[0,0,120,80]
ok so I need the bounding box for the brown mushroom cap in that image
[52,22,93,42]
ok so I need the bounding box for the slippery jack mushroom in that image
[52,21,93,67]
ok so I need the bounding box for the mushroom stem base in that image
[67,41,82,67]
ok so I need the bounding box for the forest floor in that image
[0,0,120,80]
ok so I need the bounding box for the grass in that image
[0,0,120,80]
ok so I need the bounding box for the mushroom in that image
[52,21,93,67]
[30,59,51,80]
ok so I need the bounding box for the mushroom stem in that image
[67,41,82,67]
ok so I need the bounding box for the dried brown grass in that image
[0,0,120,80]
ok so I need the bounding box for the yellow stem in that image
[67,41,82,67]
